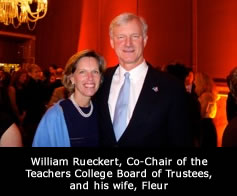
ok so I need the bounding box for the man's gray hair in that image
[109,12,148,38]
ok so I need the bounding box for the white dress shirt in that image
[108,61,148,126]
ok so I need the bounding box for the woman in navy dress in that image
[32,50,105,147]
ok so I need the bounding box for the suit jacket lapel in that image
[100,66,118,142]
[119,65,161,142]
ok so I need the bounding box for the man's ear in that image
[110,38,115,49]
[144,35,148,47]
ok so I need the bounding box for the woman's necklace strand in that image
[70,94,93,118]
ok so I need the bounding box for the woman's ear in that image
[70,75,75,85]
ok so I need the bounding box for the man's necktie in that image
[113,72,130,141]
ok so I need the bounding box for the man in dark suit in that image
[96,13,192,147]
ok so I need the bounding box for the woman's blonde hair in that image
[194,72,218,118]
[62,49,106,94]
[194,72,217,98]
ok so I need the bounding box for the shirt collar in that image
[117,61,148,82]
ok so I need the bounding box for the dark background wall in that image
[139,0,193,69]
[35,0,83,68]
[197,0,237,80]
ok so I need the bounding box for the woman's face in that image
[19,73,27,84]
[70,57,101,99]
[49,75,56,83]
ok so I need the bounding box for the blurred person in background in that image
[10,69,28,125]
[165,63,201,147]
[222,67,237,147]
[0,70,23,147]
[194,72,218,147]
[22,64,48,146]
[226,67,237,122]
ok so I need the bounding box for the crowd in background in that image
[0,63,67,146]
[163,63,218,147]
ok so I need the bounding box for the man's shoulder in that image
[101,66,118,83]
[147,64,186,93]
[148,64,179,82]
[104,65,118,75]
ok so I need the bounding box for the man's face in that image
[29,68,42,80]
[110,19,148,70]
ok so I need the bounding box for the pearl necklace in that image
[70,94,93,118]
